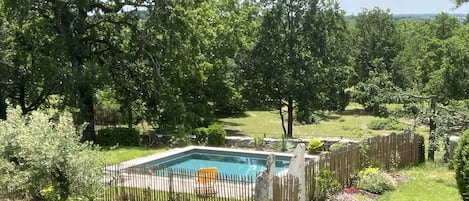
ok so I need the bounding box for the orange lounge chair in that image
[195,167,218,196]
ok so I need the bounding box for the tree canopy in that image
[0,0,468,149]
[242,0,352,137]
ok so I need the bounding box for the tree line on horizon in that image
[0,0,468,141]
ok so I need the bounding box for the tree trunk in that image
[72,58,96,142]
[79,85,95,142]
[127,103,133,128]
[19,75,27,115]
[0,92,6,120]
[428,95,437,161]
[279,103,287,138]
[287,97,293,138]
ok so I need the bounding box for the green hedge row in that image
[96,127,139,146]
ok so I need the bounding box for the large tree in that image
[243,0,352,138]
[1,13,67,116]
[104,0,260,134]
[352,8,402,85]
[2,0,146,141]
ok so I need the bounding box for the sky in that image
[339,0,469,15]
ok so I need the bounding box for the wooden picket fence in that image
[273,132,423,201]
[101,132,423,201]
[102,166,254,201]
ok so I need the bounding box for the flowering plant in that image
[343,187,361,194]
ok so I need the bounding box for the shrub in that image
[454,130,469,200]
[193,127,209,145]
[315,169,342,201]
[358,141,370,168]
[207,124,226,146]
[96,127,139,146]
[0,107,103,200]
[367,118,406,130]
[254,136,264,150]
[330,141,348,152]
[272,136,292,152]
[307,138,324,154]
[170,134,190,147]
[358,167,396,194]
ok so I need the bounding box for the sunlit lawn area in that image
[218,103,408,140]
[100,146,167,164]
[378,162,460,201]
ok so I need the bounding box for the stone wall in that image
[225,136,358,152]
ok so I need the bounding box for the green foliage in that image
[360,166,380,176]
[307,138,324,154]
[207,124,226,146]
[170,133,191,148]
[192,123,227,147]
[358,167,396,194]
[193,127,209,145]
[354,72,400,117]
[359,141,371,168]
[0,107,103,200]
[95,88,121,124]
[96,127,140,146]
[242,0,352,137]
[353,8,402,85]
[272,136,291,152]
[314,169,342,201]
[254,136,264,150]
[456,0,469,7]
[454,130,469,200]
[282,137,292,151]
[367,118,406,130]
[329,141,348,152]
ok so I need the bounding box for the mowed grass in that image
[218,103,407,140]
[378,162,461,201]
[100,146,167,164]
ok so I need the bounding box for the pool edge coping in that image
[104,146,318,173]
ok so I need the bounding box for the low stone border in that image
[225,136,358,151]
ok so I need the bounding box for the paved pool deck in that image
[103,146,318,199]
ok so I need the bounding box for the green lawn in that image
[378,162,461,201]
[100,146,167,164]
[218,103,407,140]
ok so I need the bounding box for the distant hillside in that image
[394,13,466,21]
[347,13,467,22]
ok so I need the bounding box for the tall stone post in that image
[255,154,276,201]
[288,144,306,201]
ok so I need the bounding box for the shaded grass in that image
[100,146,167,164]
[377,162,460,201]
[218,104,409,140]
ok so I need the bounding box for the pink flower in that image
[343,187,361,194]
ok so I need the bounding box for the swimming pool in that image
[132,147,293,180]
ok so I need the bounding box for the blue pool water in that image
[137,149,291,180]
